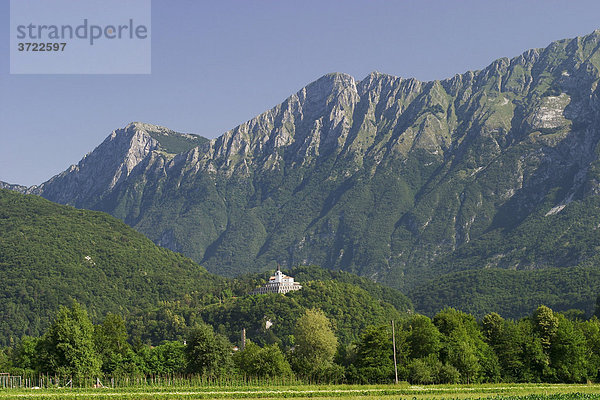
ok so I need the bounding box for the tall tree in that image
[351,325,394,383]
[481,314,524,382]
[533,305,559,352]
[38,302,100,379]
[94,313,137,374]
[481,313,504,346]
[233,340,292,378]
[291,308,338,376]
[549,315,588,383]
[406,315,441,359]
[185,324,232,376]
[434,308,499,383]
[517,318,548,382]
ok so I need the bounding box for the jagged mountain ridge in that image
[8,31,600,305]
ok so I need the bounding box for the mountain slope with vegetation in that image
[0,188,224,346]
[199,268,411,347]
[6,31,600,318]
[409,266,600,318]
[0,188,410,345]
[126,265,412,345]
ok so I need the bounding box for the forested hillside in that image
[201,280,405,347]
[410,267,600,318]
[126,266,412,345]
[0,189,411,346]
[0,188,224,345]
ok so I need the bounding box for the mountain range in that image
[5,30,600,318]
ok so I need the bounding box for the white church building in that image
[250,266,302,295]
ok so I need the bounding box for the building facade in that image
[250,266,302,294]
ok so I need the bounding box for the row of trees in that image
[2,302,600,384]
[347,306,600,384]
[0,303,338,382]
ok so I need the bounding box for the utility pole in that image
[392,320,398,384]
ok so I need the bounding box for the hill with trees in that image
[0,188,224,346]
[0,189,411,347]
[409,266,600,318]
[127,265,412,346]
[200,279,405,347]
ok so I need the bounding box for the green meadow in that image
[2,384,600,400]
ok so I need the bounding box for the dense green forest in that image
[410,266,600,318]
[125,266,412,346]
[200,279,404,347]
[0,189,411,348]
[2,302,600,386]
[0,189,225,345]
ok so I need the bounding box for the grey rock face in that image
[0,181,28,193]
[29,122,161,206]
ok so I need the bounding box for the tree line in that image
[1,302,600,385]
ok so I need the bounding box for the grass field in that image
[2,384,600,399]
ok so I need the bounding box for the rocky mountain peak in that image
[125,121,164,132]
[29,123,162,206]
[297,72,358,114]
[0,181,28,193]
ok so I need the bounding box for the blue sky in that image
[2,0,600,186]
